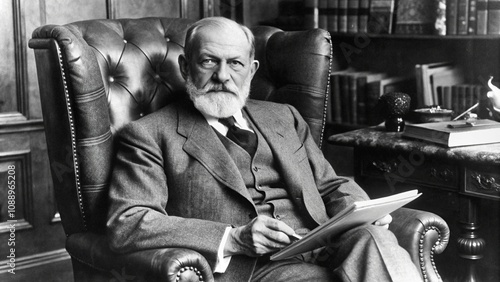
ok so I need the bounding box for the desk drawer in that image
[465,165,500,200]
[357,149,459,190]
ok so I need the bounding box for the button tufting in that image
[139,113,144,117]
[123,39,127,44]
[165,37,170,42]
[109,77,114,82]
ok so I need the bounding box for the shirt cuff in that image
[213,226,233,273]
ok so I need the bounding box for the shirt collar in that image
[200,109,252,135]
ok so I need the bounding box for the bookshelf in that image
[326,32,500,129]
[295,0,500,130]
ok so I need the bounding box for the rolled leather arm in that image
[389,207,450,282]
[66,232,214,282]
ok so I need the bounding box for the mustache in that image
[205,83,238,95]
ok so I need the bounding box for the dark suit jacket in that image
[106,99,369,281]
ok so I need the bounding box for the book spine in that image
[447,0,459,35]
[319,0,329,29]
[442,85,453,110]
[457,0,470,34]
[468,0,478,34]
[348,74,358,123]
[451,84,460,116]
[356,76,368,124]
[339,74,351,123]
[465,84,475,110]
[305,0,319,29]
[328,0,339,32]
[367,0,395,34]
[488,0,500,34]
[477,0,489,34]
[331,74,343,123]
[358,0,370,33]
[338,0,349,32]
[365,80,381,125]
[347,0,360,33]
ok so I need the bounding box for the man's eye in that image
[230,60,244,69]
[201,59,217,68]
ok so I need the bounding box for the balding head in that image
[184,17,255,62]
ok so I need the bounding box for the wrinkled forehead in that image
[191,24,252,57]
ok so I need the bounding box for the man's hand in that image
[224,215,296,257]
[373,214,392,229]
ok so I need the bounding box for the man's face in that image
[180,25,259,118]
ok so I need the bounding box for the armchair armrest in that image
[389,207,450,282]
[66,232,214,282]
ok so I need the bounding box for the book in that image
[477,0,489,35]
[331,72,343,123]
[347,0,360,33]
[319,0,329,29]
[440,85,454,109]
[395,0,442,34]
[339,0,349,32]
[415,61,454,107]
[446,0,459,35]
[358,0,370,32]
[469,0,478,34]
[402,119,500,147]
[430,68,465,106]
[339,72,353,122]
[367,0,396,34]
[270,190,422,260]
[457,0,470,34]
[356,72,387,124]
[328,0,339,32]
[487,0,500,34]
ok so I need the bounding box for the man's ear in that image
[250,59,260,79]
[178,54,189,80]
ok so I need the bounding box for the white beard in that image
[185,75,251,118]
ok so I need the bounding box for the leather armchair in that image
[29,17,449,282]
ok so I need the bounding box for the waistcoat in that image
[215,115,310,234]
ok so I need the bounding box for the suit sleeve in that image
[287,105,370,218]
[106,122,229,268]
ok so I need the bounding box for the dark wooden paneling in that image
[44,0,107,25]
[110,0,180,19]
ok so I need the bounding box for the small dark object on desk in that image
[378,92,411,132]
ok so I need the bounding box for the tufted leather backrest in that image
[29,17,333,235]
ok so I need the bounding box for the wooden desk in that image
[328,126,500,282]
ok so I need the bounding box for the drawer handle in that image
[371,160,397,173]
[471,173,500,192]
[430,168,454,182]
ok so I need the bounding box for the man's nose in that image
[212,61,230,83]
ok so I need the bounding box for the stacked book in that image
[329,69,415,125]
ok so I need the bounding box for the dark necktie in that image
[219,117,257,156]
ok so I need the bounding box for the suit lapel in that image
[177,104,254,205]
[245,101,329,225]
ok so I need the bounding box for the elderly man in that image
[106,17,421,281]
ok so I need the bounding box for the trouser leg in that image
[252,225,422,282]
[313,225,423,282]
